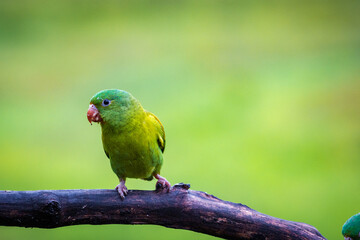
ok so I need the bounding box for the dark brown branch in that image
[0,183,325,240]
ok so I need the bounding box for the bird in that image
[342,213,360,240]
[87,89,170,199]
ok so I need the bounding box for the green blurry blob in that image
[343,213,360,240]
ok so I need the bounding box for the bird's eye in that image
[102,99,111,107]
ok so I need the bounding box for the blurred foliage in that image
[0,1,360,239]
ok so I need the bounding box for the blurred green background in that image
[1,1,359,239]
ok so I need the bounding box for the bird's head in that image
[87,89,142,126]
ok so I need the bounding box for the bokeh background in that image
[1,1,359,239]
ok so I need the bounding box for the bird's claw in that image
[155,177,171,192]
[115,183,128,200]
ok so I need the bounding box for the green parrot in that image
[87,89,170,199]
[343,213,360,240]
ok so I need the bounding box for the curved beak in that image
[87,104,102,125]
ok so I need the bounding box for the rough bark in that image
[0,183,326,240]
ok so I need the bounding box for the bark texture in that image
[0,183,326,240]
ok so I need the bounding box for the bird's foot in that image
[154,174,171,192]
[115,178,128,200]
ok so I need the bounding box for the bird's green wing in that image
[146,111,165,153]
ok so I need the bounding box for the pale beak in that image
[87,104,102,125]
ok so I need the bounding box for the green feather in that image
[342,213,360,240]
[90,89,165,181]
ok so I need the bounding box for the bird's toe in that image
[156,182,163,191]
[155,179,171,192]
[115,183,128,200]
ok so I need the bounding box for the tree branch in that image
[0,183,325,240]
